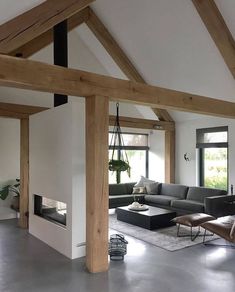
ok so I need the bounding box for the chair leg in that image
[191,226,201,241]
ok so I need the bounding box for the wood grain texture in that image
[86,7,173,122]
[1,54,235,118]
[109,115,175,131]
[19,118,29,229]
[165,130,175,183]
[0,0,94,54]
[192,0,235,78]
[10,8,89,58]
[0,102,48,119]
[86,95,109,273]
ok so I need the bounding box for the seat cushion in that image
[145,194,180,206]
[187,187,227,203]
[171,200,204,213]
[160,183,188,199]
[173,213,215,227]
[109,194,145,208]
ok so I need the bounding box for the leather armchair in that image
[201,215,235,243]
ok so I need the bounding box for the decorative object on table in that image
[109,103,130,184]
[128,201,149,211]
[108,233,128,261]
[231,184,234,195]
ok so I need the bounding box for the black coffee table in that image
[116,206,176,230]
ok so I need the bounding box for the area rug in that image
[109,214,219,251]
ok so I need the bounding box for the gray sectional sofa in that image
[109,182,233,217]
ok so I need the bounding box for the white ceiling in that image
[0,0,235,123]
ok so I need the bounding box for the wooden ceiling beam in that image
[86,7,173,122]
[0,101,48,119]
[109,115,174,131]
[0,0,94,54]
[192,0,235,78]
[10,7,90,58]
[0,54,235,118]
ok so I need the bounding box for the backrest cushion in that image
[125,182,136,194]
[109,183,128,195]
[144,182,160,195]
[187,187,227,203]
[160,183,188,199]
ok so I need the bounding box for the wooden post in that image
[19,118,29,228]
[85,95,109,273]
[165,130,175,183]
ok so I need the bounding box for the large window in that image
[109,132,149,183]
[196,126,228,190]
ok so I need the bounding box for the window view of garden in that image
[203,148,227,190]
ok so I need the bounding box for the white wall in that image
[0,118,20,219]
[176,116,235,188]
[29,101,86,259]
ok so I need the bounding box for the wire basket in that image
[109,234,128,261]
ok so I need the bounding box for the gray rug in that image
[109,214,219,251]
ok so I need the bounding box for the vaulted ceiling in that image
[0,0,234,122]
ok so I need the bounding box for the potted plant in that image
[0,179,20,211]
[109,159,131,184]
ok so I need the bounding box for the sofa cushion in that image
[171,200,204,213]
[160,183,188,199]
[125,182,136,194]
[144,182,160,195]
[109,183,128,196]
[135,176,155,187]
[187,187,227,203]
[145,194,180,206]
[109,194,145,207]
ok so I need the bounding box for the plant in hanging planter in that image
[109,103,131,184]
[108,159,131,177]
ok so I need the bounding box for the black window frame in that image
[109,132,149,182]
[196,126,228,191]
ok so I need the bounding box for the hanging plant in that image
[109,160,131,176]
[109,103,131,184]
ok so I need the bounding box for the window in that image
[196,126,228,190]
[109,132,149,183]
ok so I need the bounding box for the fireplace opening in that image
[34,195,66,227]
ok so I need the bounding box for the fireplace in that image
[34,195,66,227]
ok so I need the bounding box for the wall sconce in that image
[184,153,190,162]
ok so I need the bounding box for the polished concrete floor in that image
[0,219,235,292]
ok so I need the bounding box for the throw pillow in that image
[132,186,147,194]
[144,182,159,195]
[135,176,155,187]
[138,186,147,194]
[132,187,140,194]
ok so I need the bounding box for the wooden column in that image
[86,95,109,273]
[165,130,175,183]
[19,118,29,228]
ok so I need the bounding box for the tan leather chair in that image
[201,216,235,245]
